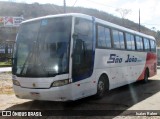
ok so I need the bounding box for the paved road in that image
[0,67,11,73]
[0,69,160,118]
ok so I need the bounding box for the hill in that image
[0,1,159,46]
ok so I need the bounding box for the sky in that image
[2,0,160,31]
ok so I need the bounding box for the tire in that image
[143,69,149,83]
[95,75,108,99]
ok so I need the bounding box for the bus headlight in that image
[51,79,69,87]
[13,80,20,86]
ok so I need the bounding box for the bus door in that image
[72,18,95,96]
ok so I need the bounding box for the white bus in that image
[12,13,157,101]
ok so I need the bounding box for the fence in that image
[0,42,13,61]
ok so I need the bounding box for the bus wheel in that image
[95,76,107,98]
[143,69,149,83]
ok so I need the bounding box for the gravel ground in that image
[0,72,13,94]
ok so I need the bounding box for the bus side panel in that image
[147,52,157,77]
[138,52,157,80]
[94,49,147,90]
[71,74,97,100]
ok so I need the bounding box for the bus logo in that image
[107,54,141,64]
[107,54,122,63]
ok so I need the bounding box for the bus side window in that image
[136,36,143,51]
[97,25,106,47]
[144,38,150,52]
[97,25,111,48]
[105,28,112,48]
[126,33,135,50]
[112,30,125,49]
[113,30,120,49]
[150,40,156,52]
[119,32,125,49]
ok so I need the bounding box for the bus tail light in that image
[51,79,69,87]
[13,80,21,86]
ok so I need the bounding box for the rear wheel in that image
[143,69,149,83]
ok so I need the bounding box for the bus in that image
[158,47,160,66]
[12,13,157,101]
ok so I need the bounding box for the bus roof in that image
[22,13,92,24]
[22,13,155,40]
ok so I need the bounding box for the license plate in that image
[30,92,40,97]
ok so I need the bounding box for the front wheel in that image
[95,76,107,98]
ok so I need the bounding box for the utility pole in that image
[64,0,66,13]
[139,9,141,32]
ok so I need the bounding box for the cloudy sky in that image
[2,0,160,31]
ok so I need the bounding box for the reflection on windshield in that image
[13,17,71,77]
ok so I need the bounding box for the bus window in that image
[119,32,125,49]
[112,30,125,49]
[105,28,112,48]
[97,25,111,48]
[143,38,150,51]
[113,30,120,49]
[136,36,143,51]
[97,25,106,47]
[150,40,156,52]
[126,33,135,50]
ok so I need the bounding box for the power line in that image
[50,4,63,14]
[72,0,78,7]
[142,23,160,26]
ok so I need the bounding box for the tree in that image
[115,8,132,26]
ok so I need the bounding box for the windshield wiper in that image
[20,47,34,75]
[20,41,37,75]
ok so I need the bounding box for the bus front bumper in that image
[13,84,73,101]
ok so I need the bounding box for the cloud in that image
[115,0,160,29]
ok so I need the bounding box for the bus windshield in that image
[13,17,72,77]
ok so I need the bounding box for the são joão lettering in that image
[107,54,137,63]
[125,54,137,63]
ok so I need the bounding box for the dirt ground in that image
[0,72,13,95]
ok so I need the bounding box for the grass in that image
[0,61,12,67]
